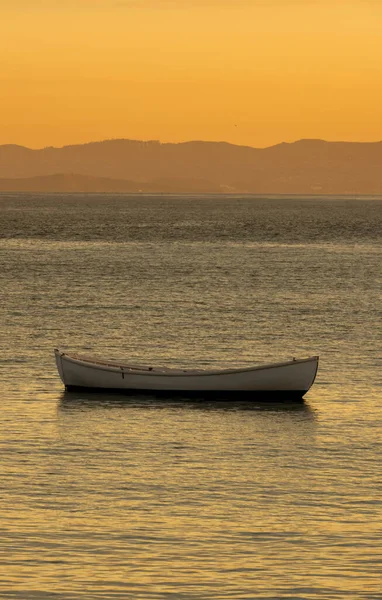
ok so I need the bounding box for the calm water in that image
[0,193,381,599]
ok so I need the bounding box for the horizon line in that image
[2,137,382,152]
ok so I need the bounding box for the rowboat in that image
[54,349,319,398]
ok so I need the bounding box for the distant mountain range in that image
[0,138,381,194]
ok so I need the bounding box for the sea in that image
[0,193,381,600]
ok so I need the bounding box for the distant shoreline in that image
[1,138,381,195]
[1,187,381,200]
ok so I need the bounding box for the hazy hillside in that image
[0,173,140,193]
[0,139,381,193]
[0,173,222,193]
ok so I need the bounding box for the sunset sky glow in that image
[1,0,382,148]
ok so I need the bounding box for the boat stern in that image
[54,349,66,385]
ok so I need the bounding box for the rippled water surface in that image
[0,194,381,599]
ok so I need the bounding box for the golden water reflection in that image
[2,392,380,599]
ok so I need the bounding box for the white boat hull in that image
[54,350,319,398]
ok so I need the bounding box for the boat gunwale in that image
[55,350,319,378]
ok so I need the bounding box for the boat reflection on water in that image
[57,390,317,453]
[58,388,316,416]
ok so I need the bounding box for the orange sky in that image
[1,0,382,148]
